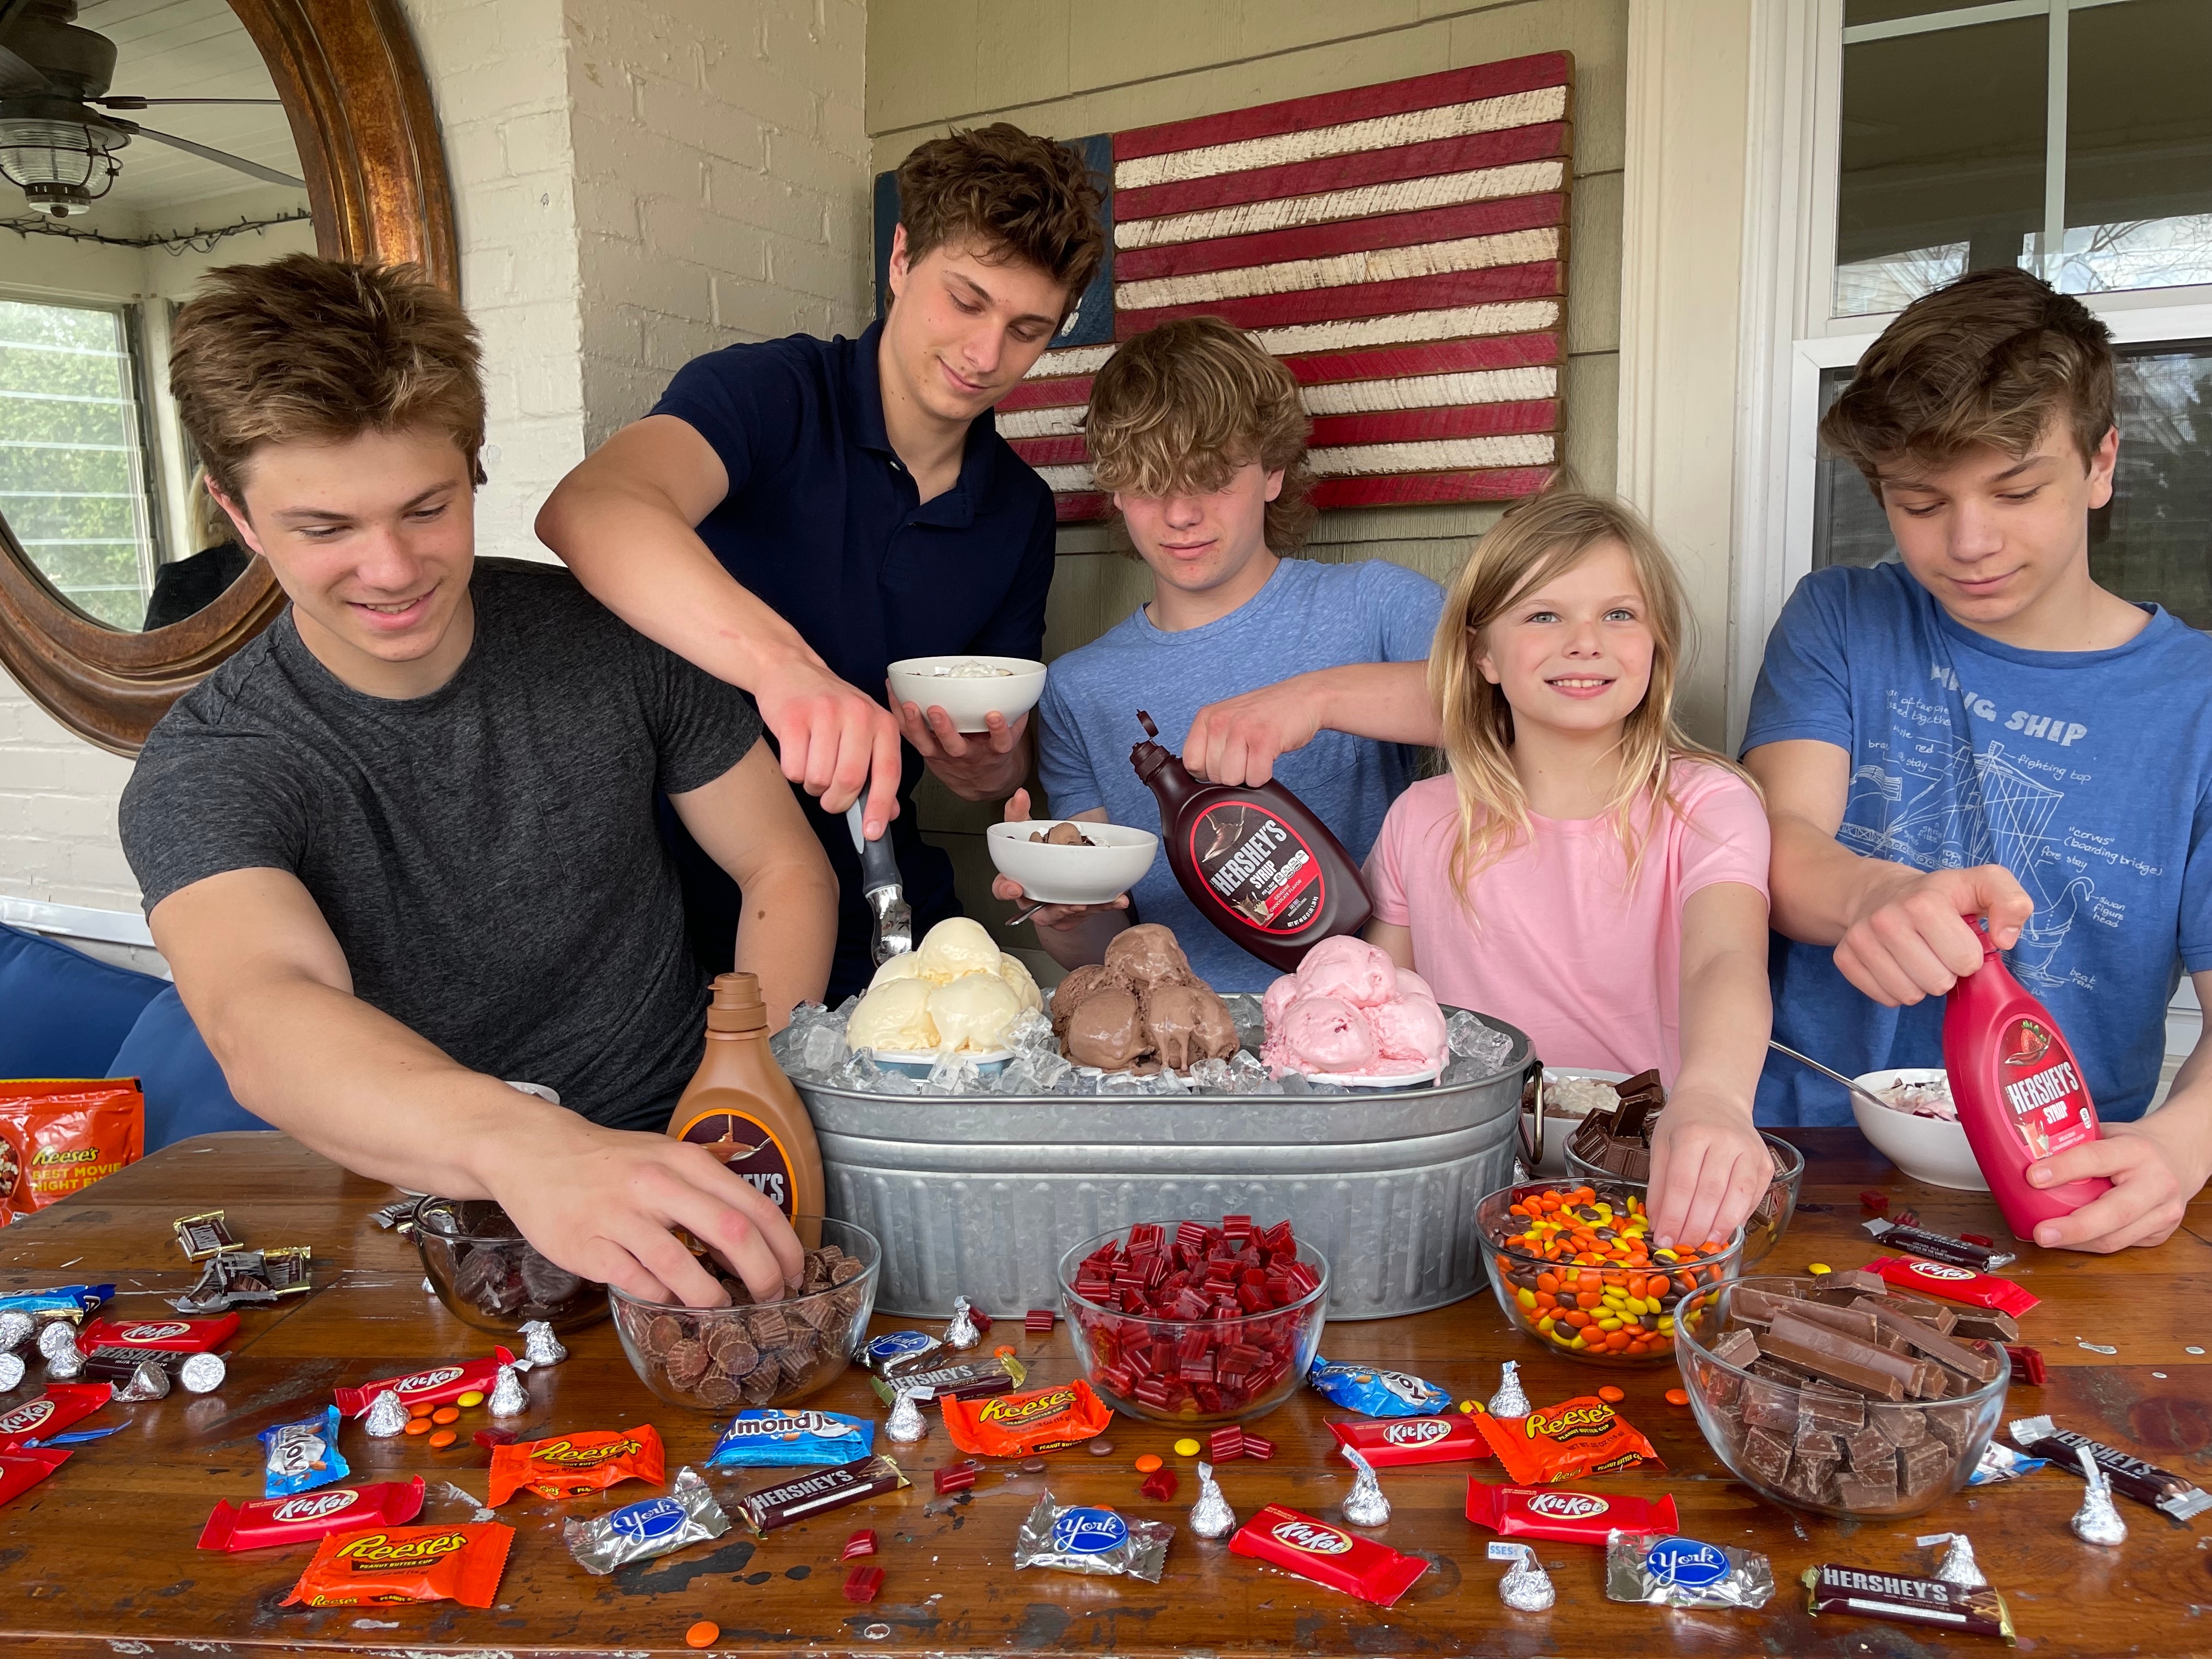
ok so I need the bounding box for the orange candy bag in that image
[941,1380,1113,1457]
[281,1522,512,1608]
[487,1426,665,1504]
[0,1080,143,1225]
[1474,1396,1662,1486]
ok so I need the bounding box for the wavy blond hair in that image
[1429,490,1752,909]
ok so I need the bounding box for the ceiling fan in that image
[0,0,304,217]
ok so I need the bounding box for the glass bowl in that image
[1476,1179,1745,1365]
[411,1197,608,1334]
[1674,1276,2008,1517]
[608,1216,879,1413]
[1564,1132,1805,1267]
[1057,1220,1329,1426]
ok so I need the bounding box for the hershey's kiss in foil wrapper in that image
[364,1389,410,1438]
[0,1310,34,1352]
[1492,1541,1556,1611]
[520,1319,567,1367]
[563,1466,730,1576]
[115,1358,171,1402]
[1488,1359,1530,1418]
[487,1363,529,1418]
[1921,1532,1988,1590]
[1189,1462,1236,1541]
[1012,1491,1171,1583]
[178,1351,227,1395]
[943,1296,981,1352]
[885,1385,928,1444]
[2072,1447,2128,1545]
[0,1352,22,1393]
[1339,1446,1390,1527]
[36,1321,80,1377]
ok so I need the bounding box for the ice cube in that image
[993,1059,1038,1095]
[1188,1056,1234,1093]
[1226,1050,1273,1093]
[798,1020,844,1077]
[1007,1008,1057,1056]
[1029,1052,1074,1092]
[1446,1011,1515,1070]
[1279,1073,1312,1096]
[832,1047,882,1091]
[873,1067,921,1094]
[924,1053,983,1095]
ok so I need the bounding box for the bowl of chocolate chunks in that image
[1674,1272,2011,1517]
[610,1216,879,1413]
[411,1197,607,1334]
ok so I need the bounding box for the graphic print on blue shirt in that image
[1744,561,2212,1126]
[1035,557,1443,992]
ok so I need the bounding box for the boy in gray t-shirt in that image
[119,256,837,1310]
[996,318,1443,992]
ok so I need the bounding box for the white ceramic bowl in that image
[1850,1066,1989,1191]
[987,820,1158,904]
[887,656,1047,733]
[1534,1066,1628,1177]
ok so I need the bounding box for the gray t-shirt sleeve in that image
[643,634,767,796]
[120,719,315,915]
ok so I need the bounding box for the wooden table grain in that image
[0,1128,2207,1657]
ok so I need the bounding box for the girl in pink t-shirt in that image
[1364,492,1774,1248]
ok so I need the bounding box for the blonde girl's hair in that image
[1427,489,1754,903]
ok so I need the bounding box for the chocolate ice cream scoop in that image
[1142,981,1239,1071]
[1051,964,1114,1042]
[1065,985,1152,1070]
[1103,923,1194,990]
[1030,822,1095,847]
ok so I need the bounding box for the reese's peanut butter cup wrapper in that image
[941,1380,1113,1458]
[487,1425,665,1505]
[1474,1396,1662,1487]
[280,1521,513,1609]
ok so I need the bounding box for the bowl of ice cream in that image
[987,819,1158,905]
[844,918,1043,1076]
[1049,924,1243,1073]
[1850,1068,1987,1190]
[1674,1274,2008,1516]
[887,655,1046,733]
[1257,938,1448,1087]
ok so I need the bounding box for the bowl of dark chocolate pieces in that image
[610,1216,879,1413]
[1562,1069,1805,1266]
[1675,1272,2010,1518]
[411,1197,607,1334]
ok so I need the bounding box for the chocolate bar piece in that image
[1842,1423,1893,1470]
[1807,1268,1888,1300]
[1897,1437,1953,1498]
[1835,1467,1898,1508]
[1855,1300,2004,1380]
[734,1455,909,1532]
[1740,1426,1793,1486]
[1950,1308,2021,1343]
[1711,1328,1759,1366]
[172,1211,238,1262]
[1875,1409,1930,1448]
[1848,1293,1957,1335]
[1730,1286,1802,1327]
[1799,1388,1865,1434]
[1776,1300,1882,1345]
[1610,1070,1665,1137]
[1803,1564,2015,1640]
[1742,1376,1803,1430]
[1762,1316,1909,1401]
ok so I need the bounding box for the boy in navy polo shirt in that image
[1743,269,2212,1254]
[540,126,1105,998]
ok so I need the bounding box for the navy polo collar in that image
[844,318,1001,530]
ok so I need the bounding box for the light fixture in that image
[0,112,122,216]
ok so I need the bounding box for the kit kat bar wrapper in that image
[333,1348,512,1418]
[1228,1504,1429,1609]
[199,1477,427,1551]
[2010,1415,2212,1522]
[1466,1481,1678,1544]
[1863,1256,2040,1316]
[0,1383,111,1448]
[1329,1416,1489,1468]
[1804,1565,2015,1642]
[76,1314,239,1354]
[735,1455,908,1533]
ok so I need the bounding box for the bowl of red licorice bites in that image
[1057,1216,1328,1426]
[1477,1180,1745,1365]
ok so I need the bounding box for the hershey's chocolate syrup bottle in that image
[667,973,825,1227]
[1130,710,1372,973]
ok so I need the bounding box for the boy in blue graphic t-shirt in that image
[1743,268,2212,1254]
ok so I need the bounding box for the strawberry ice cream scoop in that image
[1293,936,1400,1008]
[1367,991,1447,1068]
[1260,956,1450,1078]
[1262,995,1376,1074]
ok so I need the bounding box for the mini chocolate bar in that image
[260,1405,349,1498]
[1863,1257,2039,1316]
[1950,1308,2021,1342]
[1850,1305,2005,1383]
[199,1477,426,1551]
[78,1314,238,1354]
[1014,1493,1171,1583]
[1606,1533,1774,1610]
[2010,1416,2212,1521]
[1803,1564,2015,1642]
[83,1346,223,1390]
[334,1350,512,1418]
[734,1455,909,1532]
[1329,1415,1489,1468]
[369,1198,420,1232]
[0,1285,109,1323]
[706,1408,874,1469]
[563,1467,729,1576]
[1466,1482,1678,1544]
[1864,1217,2016,1271]
[173,1210,238,1261]
[857,1330,942,1378]
[1760,1315,1910,1401]
[1808,1267,1890,1299]
[1306,1357,1452,1417]
[172,1248,313,1315]
[1229,1505,1429,1607]
[865,1355,1025,1406]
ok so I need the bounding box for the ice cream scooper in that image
[845,789,912,965]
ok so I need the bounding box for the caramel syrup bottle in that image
[1130,710,1372,973]
[667,973,825,1231]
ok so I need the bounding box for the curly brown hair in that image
[1820,268,2115,486]
[1084,317,1316,552]
[169,254,484,500]
[895,123,1106,312]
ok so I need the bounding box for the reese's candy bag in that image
[281,1521,513,1609]
[940,1380,1113,1458]
[1474,1395,1662,1486]
[487,1425,665,1504]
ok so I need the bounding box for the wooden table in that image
[1,1129,2206,1657]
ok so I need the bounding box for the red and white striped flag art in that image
[894,52,1576,522]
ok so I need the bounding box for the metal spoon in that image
[1767,1039,1901,1116]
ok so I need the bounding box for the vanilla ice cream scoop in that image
[868,952,924,989]
[915,916,1002,983]
[845,976,937,1052]
[928,973,1022,1053]
[997,952,1043,1013]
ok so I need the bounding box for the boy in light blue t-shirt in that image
[996,318,1442,992]
[1742,268,2212,1255]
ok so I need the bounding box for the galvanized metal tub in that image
[803,1013,1533,1322]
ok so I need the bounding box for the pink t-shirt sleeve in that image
[1363,793,1417,927]
[1672,764,1771,903]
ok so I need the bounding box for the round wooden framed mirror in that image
[0,0,455,754]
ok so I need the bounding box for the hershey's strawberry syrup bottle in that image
[1942,930,2112,1240]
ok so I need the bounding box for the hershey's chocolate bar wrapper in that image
[563,1467,728,1576]
[1803,1564,2015,1643]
